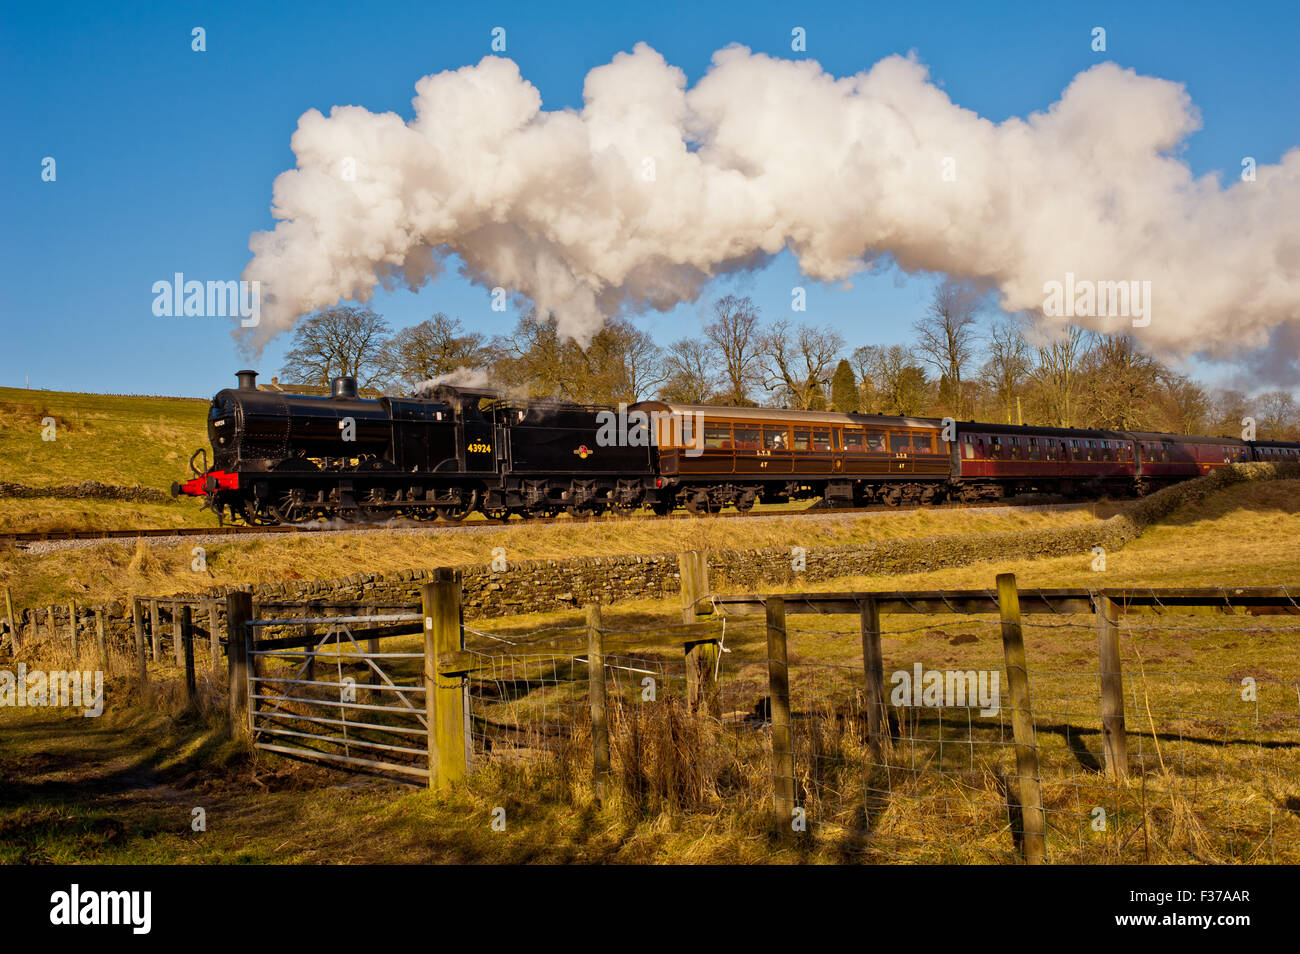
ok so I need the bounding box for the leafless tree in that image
[758,319,845,409]
[380,313,490,391]
[704,295,763,405]
[1078,333,1162,430]
[913,280,982,418]
[1028,324,1091,428]
[1257,390,1298,439]
[279,306,391,388]
[980,314,1033,423]
[855,344,931,416]
[660,337,718,403]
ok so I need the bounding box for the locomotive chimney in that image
[331,375,358,399]
[236,369,258,390]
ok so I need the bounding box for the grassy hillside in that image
[0,386,209,492]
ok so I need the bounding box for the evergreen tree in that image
[830,358,858,412]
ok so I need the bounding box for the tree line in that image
[279,287,1299,440]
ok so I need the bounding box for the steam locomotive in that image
[173,370,1300,525]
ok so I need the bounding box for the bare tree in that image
[1152,371,1209,435]
[758,319,845,409]
[1028,324,1091,428]
[1209,389,1249,439]
[857,344,931,416]
[609,322,667,403]
[980,314,1032,423]
[1077,333,1162,430]
[489,314,664,405]
[380,313,490,390]
[1257,390,1299,439]
[279,306,391,388]
[660,337,718,403]
[914,280,982,418]
[490,311,567,398]
[704,295,763,405]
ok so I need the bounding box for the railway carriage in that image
[634,402,949,511]
[955,423,1138,499]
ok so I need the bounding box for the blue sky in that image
[3,0,1297,398]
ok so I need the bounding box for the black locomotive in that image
[174,370,657,524]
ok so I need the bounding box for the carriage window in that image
[704,424,732,449]
[963,436,975,460]
[733,426,761,449]
[1043,440,1055,461]
[990,436,1002,459]
[1028,438,1041,460]
[1009,438,1021,460]
[764,426,789,450]
[864,431,887,452]
[812,428,832,451]
[912,433,933,453]
[1160,446,1170,462]
[891,434,911,453]
[843,427,865,452]
[792,427,811,450]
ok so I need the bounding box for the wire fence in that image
[452,583,1300,864]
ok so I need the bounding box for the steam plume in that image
[243,44,1300,375]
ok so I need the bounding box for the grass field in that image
[0,386,209,493]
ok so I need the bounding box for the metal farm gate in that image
[245,607,433,782]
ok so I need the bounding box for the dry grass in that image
[0,503,1104,609]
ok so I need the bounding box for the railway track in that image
[0,496,1091,548]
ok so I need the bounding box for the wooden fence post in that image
[766,596,797,827]
[180,605,196,706]
[207,596,220,672]
[996,573,1046,865]
[149,599,160,662]
[46,605,56,645]
[860,597,887,758]
[132,598,147,692]
[172,600,184,666]
[423,569,467,791]
[586,602,611,804]
[678,550,710,625]
[3,586,16,649]
[68,601,78,659]
[1095,595,1128,779]
[94,606,107,670]
[226,591,252,728]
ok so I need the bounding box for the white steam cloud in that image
[243,44,1300,375]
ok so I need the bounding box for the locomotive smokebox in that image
[331,375,359,400]
[236,369,258,390]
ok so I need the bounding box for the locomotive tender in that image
[174,370,1300,525]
